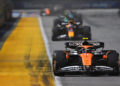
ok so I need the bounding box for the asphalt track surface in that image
[42,9,120,86]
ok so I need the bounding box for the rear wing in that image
[65,41,104,49]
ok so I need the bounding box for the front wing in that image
[52,34,86,41]
[56,66,114,73]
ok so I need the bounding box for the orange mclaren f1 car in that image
[53,40,119,76]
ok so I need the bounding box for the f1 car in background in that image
[40,5,65,16]
[40,8,51,16]
[0,0,13,27]
[52,15,91,41]
[53,10,83,26]
[53,40,119,76]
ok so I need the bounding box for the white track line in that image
[38,16,63,86]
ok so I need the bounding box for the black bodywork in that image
[52,16,91,41]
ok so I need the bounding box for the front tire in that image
[52,27,59,41]
[53,50,67,76]
[107,50,119,75]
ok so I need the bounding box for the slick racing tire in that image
[52,27,59,41]
[54,19,61,26]
[53,50,67,76]
[83,26,91,40]
[107,50,119,75]
[52,35,58,41]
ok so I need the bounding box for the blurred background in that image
[13,0,120,9]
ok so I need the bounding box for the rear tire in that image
[107,50,119,75]
[53,50,67,76]
[83,26,91,40]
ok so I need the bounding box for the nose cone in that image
[80,53,93,66]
